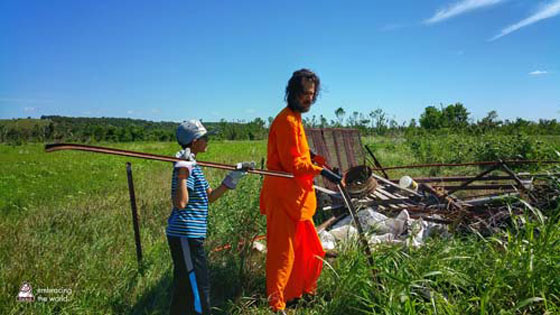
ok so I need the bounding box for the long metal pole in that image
[364,144,389,179]
[390,174,558,183]
[126,162,143,266]
[370,159,560,171]
[336,183,376,280]
[45,143,293,178]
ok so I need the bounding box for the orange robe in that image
[259,107,326,311]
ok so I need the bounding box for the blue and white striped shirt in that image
[166,164,210,239]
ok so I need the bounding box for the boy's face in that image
[191,135,208,154]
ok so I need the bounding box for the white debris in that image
[356,208,391,233]
[318,230,337,251]
[325,208,448,250]
[406,218,427,248]
[330,215,352,230]
[329,225,357,241]
[369,233,399,245]
[252,240,267,253]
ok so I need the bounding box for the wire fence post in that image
[126,162,143,266]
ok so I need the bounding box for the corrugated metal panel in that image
[305,128,365,190]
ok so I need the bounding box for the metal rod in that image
[432,184,526,190]
[45,143,293,178]
[391,173,557,183]
[420,182,465,210]
[126,162,143,266]
[364,144,389,179]
[443,163,502,197]
[371,159,560,171]
[336,183,376,279]
[499,160,537,202]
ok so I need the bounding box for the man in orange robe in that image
[260,69,342,312]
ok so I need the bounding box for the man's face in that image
[295,82,315,113]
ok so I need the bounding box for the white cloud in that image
[490,0,560,41]
[425,0,505,24]
[529,70,549,76]
[24,106,36,112]
[245,108,256,114]
[127,110,134,114]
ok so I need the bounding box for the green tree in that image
[442,103,470,129]
[335,107,346,127]
[419,106,443,130]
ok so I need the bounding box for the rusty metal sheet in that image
[306,128,366,189]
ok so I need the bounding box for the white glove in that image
[222,161,255,189]
[175,148,195,161]
[175,149,196,175]
[174,160,196,173]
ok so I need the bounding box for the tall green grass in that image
[1,136,559,314]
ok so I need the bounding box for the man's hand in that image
[312,154,327,167]
[320,168,342,184]
[310,150,328,167]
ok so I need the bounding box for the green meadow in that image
[1,136,559,314]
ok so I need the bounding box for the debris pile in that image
[316,164,560,251]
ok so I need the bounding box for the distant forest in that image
[1,103,559,144]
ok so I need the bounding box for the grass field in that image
[1,136,559,314]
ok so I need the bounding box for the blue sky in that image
[1,0,559,124]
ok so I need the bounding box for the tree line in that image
[0,115,269,144]
[302,103,560,136]
[1,103,559,144]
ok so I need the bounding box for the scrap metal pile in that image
[306,129,560,250]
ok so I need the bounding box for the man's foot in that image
[285,297,301,308]
[301,293,317,306]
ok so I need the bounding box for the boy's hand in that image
[175,160,196,176]
[176,148,195,161]
[237,161,256,170]
[222,161,255,189]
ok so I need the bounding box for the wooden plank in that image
[371,190,402,210]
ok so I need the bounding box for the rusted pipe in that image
[371,159,560,171]
[389,174,556,183]
[45,143,293,178]
[443,163,502,197]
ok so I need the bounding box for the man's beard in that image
[290,101,311,113]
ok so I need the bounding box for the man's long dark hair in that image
[285,69,321,110]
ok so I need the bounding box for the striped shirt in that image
[166,164,210,239]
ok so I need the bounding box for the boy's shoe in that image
[275,310,287,315]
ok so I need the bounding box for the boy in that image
[167,119,250,314]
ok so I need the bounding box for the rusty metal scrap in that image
[306,128,560,236]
